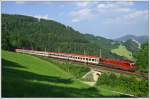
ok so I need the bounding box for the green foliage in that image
[57,64,90,79]
[2,14,125,59]
[134,43,149,72]
[96,73,148,97]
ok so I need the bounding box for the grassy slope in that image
[111,45,134,60]
[36,56,90,79]
[2,50,124,97]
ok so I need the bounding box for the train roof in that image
[48,52,98,58]
[100,57,133,63]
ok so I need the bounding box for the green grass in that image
[2,50,131,97]
[111,44,134,60]
[36,56,90,79]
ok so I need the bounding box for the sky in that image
[1,1,149,39]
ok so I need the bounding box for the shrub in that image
[96,73,148,97]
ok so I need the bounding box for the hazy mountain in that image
[115,35,148,43]
[123,39,141,53]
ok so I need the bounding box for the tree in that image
[135,43,148,72]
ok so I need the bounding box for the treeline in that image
[2,14,124,59]
[134,43,149,72]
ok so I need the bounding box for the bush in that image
[96,73,148,97]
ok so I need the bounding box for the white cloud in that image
[70,8,94,22]
[70,1,147,25]
[34,15,49,20]
[76,2,90,7]
[72,19,79,23]
[97,3,116,9]
[97,1,134,9]
[15,1,53,5]
[105,10,148,24]
[125,10,148,19]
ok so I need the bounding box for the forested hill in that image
[2,14,127,59]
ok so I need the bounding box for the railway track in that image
[49,57,148,80]
[88,64,148,80]
[29,55,148,80]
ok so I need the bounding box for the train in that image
[15,49,136,71]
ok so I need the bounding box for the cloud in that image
[33,15,49,20]
[15,1,53,5]
[97,1,134,9]
[97,3,116,9]
[72,19,80,22]
[95,2,138,21]
[105,10,148,24]
[70,8,95,22]
[76,2,91,7]
[70,1,147,25]
[125,10,148,19]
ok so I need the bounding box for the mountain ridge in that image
[114,34,148,43]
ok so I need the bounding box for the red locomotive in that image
[15,49,136,71]
[100,58,135,71]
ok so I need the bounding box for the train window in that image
[92,59,95,61]
[86,58,88,60]
[89,59,91,61]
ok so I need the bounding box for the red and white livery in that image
[16,49,136,71]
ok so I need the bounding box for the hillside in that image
[2,50,125,97]
[123,39,140,53]
[111,45,134,61]
[2,14,126,60]
[2,50,90,97]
